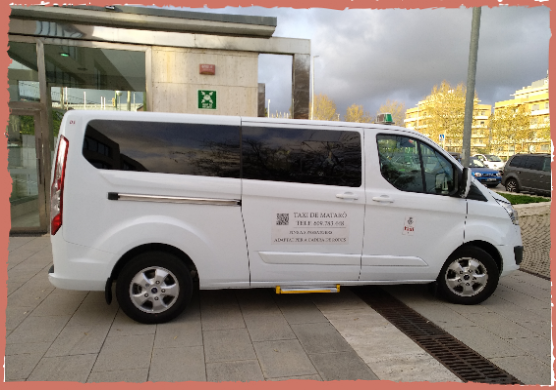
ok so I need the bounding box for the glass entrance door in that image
[7,110,48,233]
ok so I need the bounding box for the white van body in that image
[49,111,523,323]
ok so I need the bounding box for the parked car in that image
[501,153,551,196]
[473,154,505,171]
[48,110,523,323]
[448,152,461,163]
[469,157,502,188]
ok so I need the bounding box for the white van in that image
[49,110,523,323]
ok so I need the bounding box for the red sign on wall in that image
[200,64,216,75]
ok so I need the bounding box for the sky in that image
[166,5,550,120]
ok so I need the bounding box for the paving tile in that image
[5,342,51,356]
[5,353,43,381]
[8,236,38,252]
[500,277,551,301]
[490,356,552,385]
[87,368,149,383]
[329,317,423,360]
[459,312,534,339]
[442,325,520,359]
[311,290,375,313]
[45,307,118,357]
[410,305,476,328]
[7,315,71,345]
[31,289,87,317]
[6,305,34,335]
[364,353,462,382]
[201,303,245,331]
[79,291,115,311]
[203,328,256,363]
[206,360,264,382]
[7,269,55,308]
[291,322,353,354]
[28,354,97,382]
[502,336,552,362]
[107,310,156,336]
[309,351,378,381]
[494,285,549,311]
[236,289,282,317]
[243,313,296,342]
[253,339,317,379]
[154,306,202,348]
[92,333,154,372]
[275,296,329,325]
[149,346,206,382]
[13,249,53,272]
[266,374,322,381]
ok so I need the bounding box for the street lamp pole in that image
[311,55,319,120]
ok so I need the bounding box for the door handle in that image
[336,192,358,200]
[372,195,394,203]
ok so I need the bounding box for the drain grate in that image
[354,286,522,384]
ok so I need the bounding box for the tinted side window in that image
[242,127,361,187]
[528,156,544,171]
[509,156,526,168]
[543,157,551,172]
[83,120,240,177]
[377,134,455,195]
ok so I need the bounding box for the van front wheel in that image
[116,251,193,324]
[437,247,499,305]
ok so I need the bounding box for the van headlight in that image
[496,200,519,225]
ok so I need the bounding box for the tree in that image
[312,94,339,121]
[344,104,371,123]
[376,99,406,127]
[489,104,530,155]
[421,81,468,149]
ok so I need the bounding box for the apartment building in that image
[404,100,492,153]
[493,76,550,157]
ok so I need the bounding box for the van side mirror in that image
[458,168,472,198]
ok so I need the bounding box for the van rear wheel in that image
[437,246,499,305]
[116,251,192,324]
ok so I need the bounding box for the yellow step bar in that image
[276,285,340,294]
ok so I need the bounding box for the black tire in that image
[116,251,193,324]
[437,246,499,305]
[505,178,519,193]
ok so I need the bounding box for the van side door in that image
[362,132,466,282]
[241,121,365,286]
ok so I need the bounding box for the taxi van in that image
[49,111,523,323]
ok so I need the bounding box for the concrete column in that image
[292,53,310,120]
[258,83,266,117]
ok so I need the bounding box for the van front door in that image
[241,122,365,287]
[362,133,467,283]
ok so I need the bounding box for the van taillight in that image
[50,136,69,235]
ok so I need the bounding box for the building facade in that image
[7,5,311,234]
[404,100,492,153]
[493,76,550,158]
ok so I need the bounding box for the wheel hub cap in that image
[445,257,488,297]
[129,266,180,314]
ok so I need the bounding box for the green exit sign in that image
[198,90,217,109]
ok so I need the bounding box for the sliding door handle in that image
[336,192,359,200]
[372,195,394,203]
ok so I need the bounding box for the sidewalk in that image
[4,224,552,383]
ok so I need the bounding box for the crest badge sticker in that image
[403,216,415,235]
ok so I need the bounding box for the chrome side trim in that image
[108,192,240,206]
